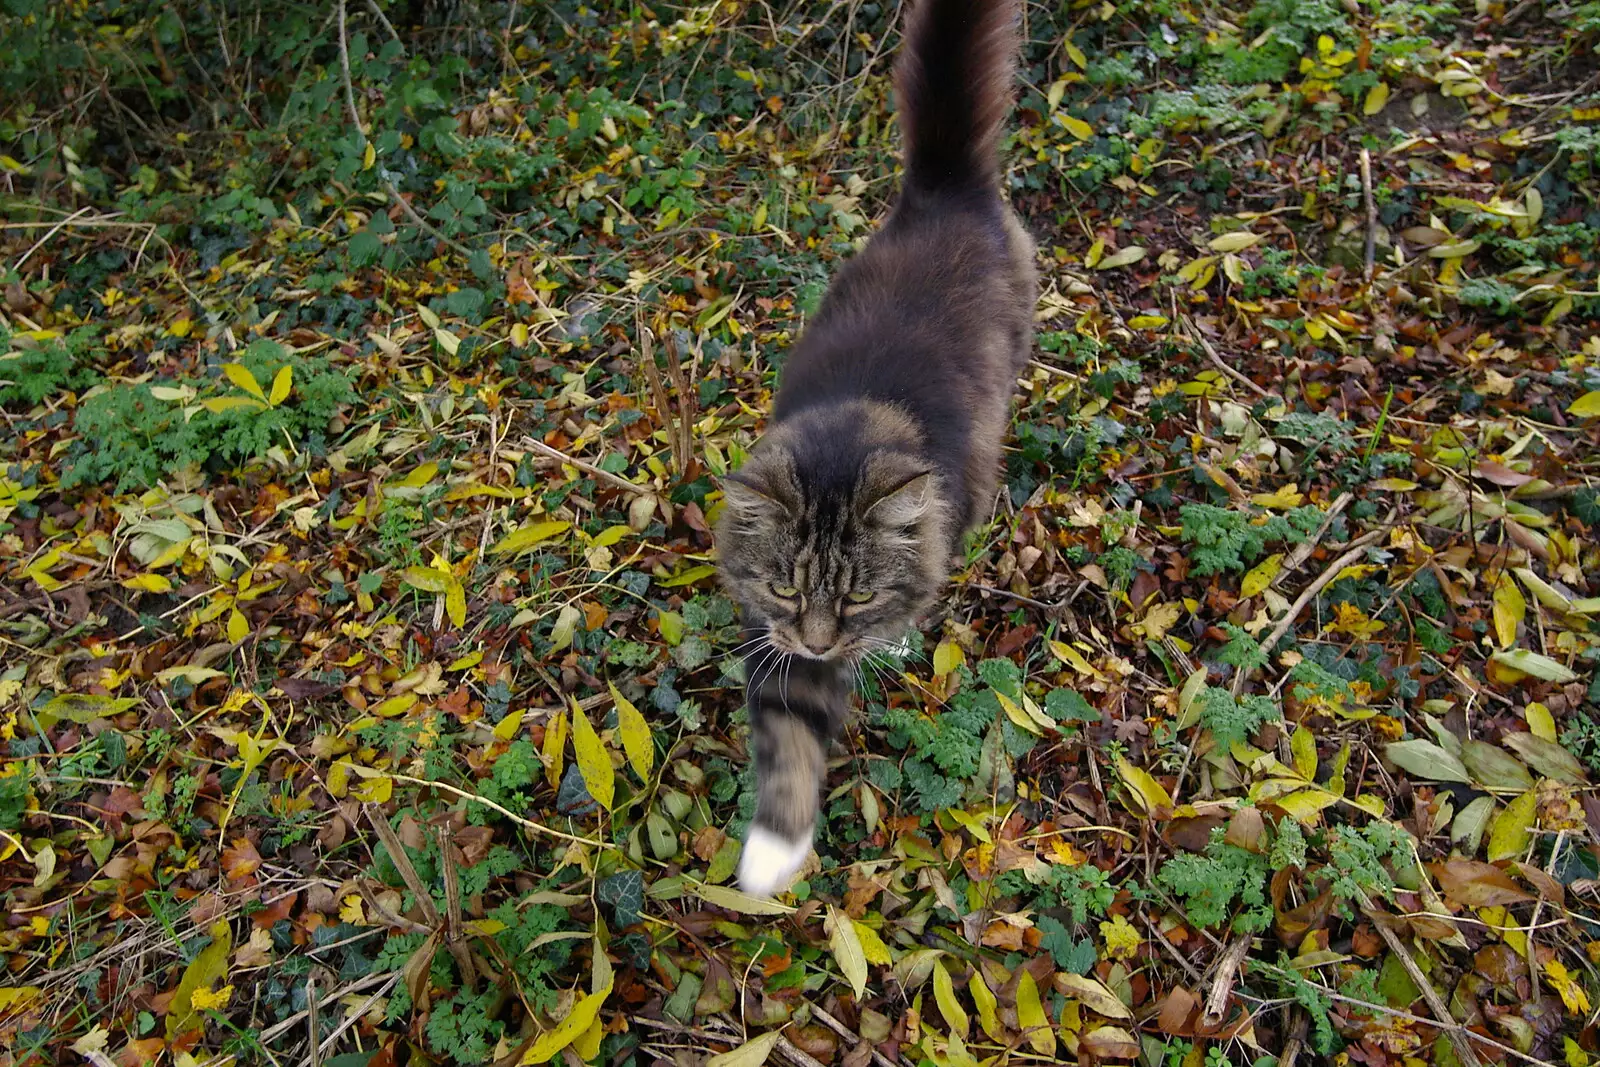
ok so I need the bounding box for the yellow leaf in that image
[1099,913,1142,961]
[1095,245,1146,270]
[351,774,393,803]
[853,920,893,965]
[362,141,376,170]
[520,979,613,1064]
[1064,40,1087,69]
[707,1031,783,1067]
[1208,231,1262,253]
[573,1017,604,1061]
[122,573,174,593]
[222,362,267,402]
[570,700,614,811]
[374,693,418,717]
[1084,238,1105,268]
[969,971,1002,1042]
[189,985,234,1011]
[1015,970,1055,1056]
[1274,788,1341,825]
[1057,972,1132,1019]
[1493,574,1526,651]
[610,682,654,782]
[1291,723,1317,780]
[326,760,351,798]
[1569,391,1600,417]
[995,691,1043,736]
[692,882,797,915]
[1364,81,1390,115]
[0,988,42,1014]
[932,637,965,679]
[827,905,869,999]
[1524,702,1557,742]
[1049,640,1099,677]
[1251,484,1305,509]
[167,920,233,1039]
[401,565,451,594]
[227,609,249,644]
[1487,788,1537,862]
[445,577,467,628]
[268,365,293,407]
[1113,754,1172,816]
[490,520,571,555]
[1061,114,1094,140]
[1543,960,1591,1016]
[933,961,969,1039]
[542,709,567,789]
[1241,553,1282,598]
[1128,314,1170,329]
[201,395,266,414]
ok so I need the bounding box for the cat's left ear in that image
[860,455,935,527]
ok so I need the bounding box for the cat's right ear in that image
[719,461,795,523]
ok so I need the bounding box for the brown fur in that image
[718,0,1036,889]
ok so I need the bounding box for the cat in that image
[716,0,1037,896]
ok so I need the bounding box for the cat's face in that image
[717,440,947,664]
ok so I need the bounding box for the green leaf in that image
[1500,733,1589,785]
[166,919,233,1039]
[41,694,139,724]
[1384,739,1471,783]
[1489,648,1578,683]
[1460,740,1533,792]
[569,699,614,812]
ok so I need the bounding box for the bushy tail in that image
[894,0,1021,194]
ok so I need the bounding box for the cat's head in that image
[716,404,949,662]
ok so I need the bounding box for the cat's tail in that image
[737,654,849,896]
[894,0,1021,196]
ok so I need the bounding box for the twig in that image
[438,825,478,993]
[521,436,652,497]
[1232,529,1384,697]
[385,771,616,848]
[775,1034,829,1067]
[962,581,1060,614]
[807,1003,901,1067]
[1201,934,1252,1028]
[337,0,470,258]
[1277,491,1354,577]
[638,322,682,479]
[1360,147,1377,283]
[1362,904,1482,1067]
[302,974,401,1067]
[1182,320,1272,398]
[306,975,319,1067]
[1277,1007,1308,1067]
[363,806,440,926]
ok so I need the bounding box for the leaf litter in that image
[1,1,1600,1066]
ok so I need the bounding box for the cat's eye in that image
[846,590,876,604]
[771,584,799,599]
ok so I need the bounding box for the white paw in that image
[737,827,812,897]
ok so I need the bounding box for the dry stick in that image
[303,974,402,1067]
[1277,491,1354,577]
[1231,529,1385,698]
[521,436,652,497]
[807,1003,901,1067]
[1362,905,1482,1067]
[1277,1008,1309,1067]
[336,0,469,258]
[638,327,681,478]
[385,770,615,848]
[663,331,698,472]
[1183,321,1272,399]
[1360,148,1378,283]
[364,805,441,925]
[438,825,479,993]
[306,974,319,1067]
[1201,933,1253,1028]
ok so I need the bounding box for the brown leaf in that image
[223,838,263,882]
[1428,859,1535,906]
[1157,986,1197,1035]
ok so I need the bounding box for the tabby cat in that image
[717,0,1037,895]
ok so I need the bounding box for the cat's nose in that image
[803,640,833,656]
